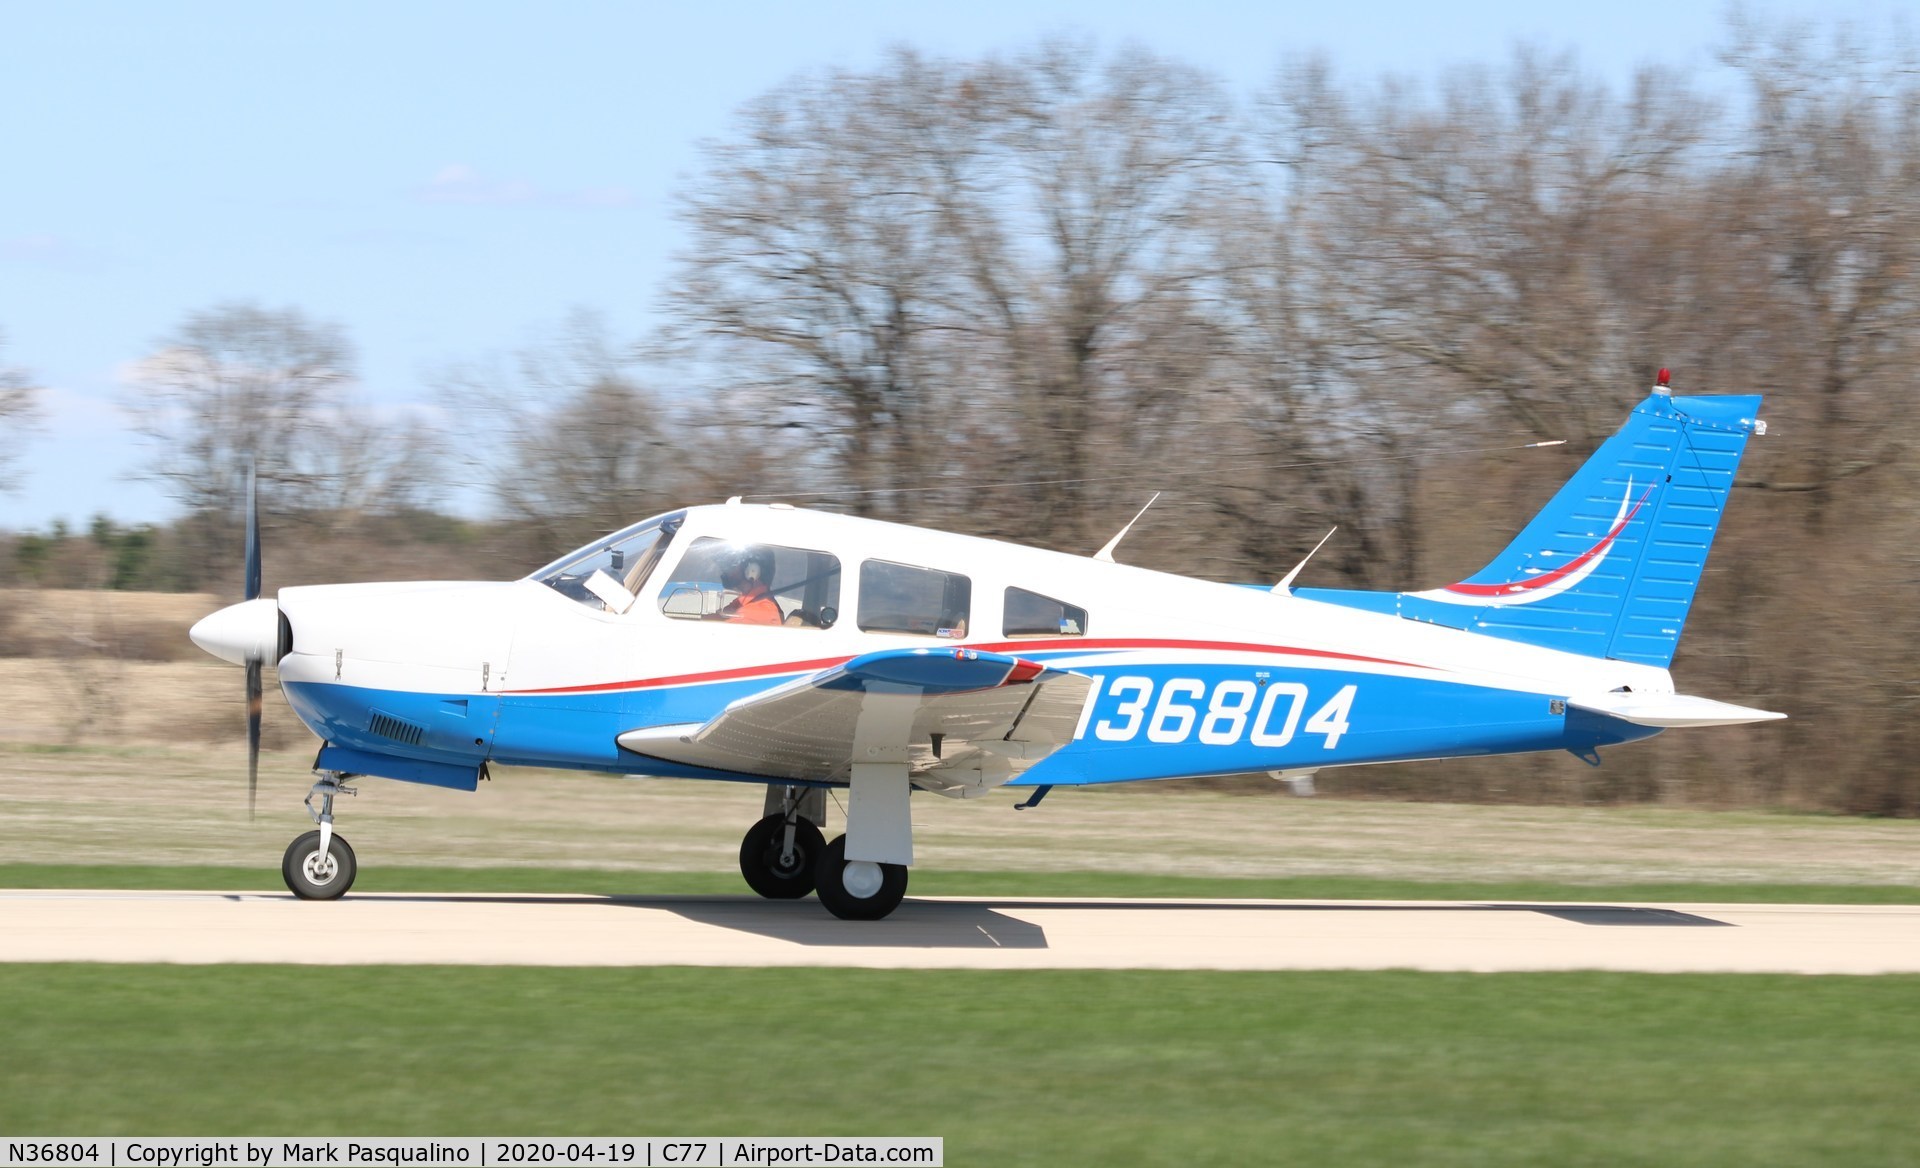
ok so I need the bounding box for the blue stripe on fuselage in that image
[283,655,1659,788]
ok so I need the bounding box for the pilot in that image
[717,547,782,625]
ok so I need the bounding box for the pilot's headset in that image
[723,547,774,589]
[744,548,775,587]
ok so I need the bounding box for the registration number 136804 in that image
[1073,676,1357,749]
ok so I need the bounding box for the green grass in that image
[2,862,1916,904]
[2,965,1917,1165]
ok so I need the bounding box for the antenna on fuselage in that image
[1093,493,1160,563]
[1274,527,1339,593]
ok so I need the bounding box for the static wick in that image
[1525,440,1568,448]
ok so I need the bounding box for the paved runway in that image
[4,890,1918,973]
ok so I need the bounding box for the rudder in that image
[1602,396,1761,664]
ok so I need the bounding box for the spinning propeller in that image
[243,466,262,819]
[186,464,281,819]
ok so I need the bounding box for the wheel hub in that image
[302,852,338,884]
[842,860,884,899]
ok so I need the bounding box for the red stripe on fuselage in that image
[496,638,1436,696]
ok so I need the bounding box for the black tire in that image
[739,813,826,899]
[282,829,356,900]
[813,834,908,921]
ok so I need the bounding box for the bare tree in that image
[661,48,964,518]
[121,303,443,582]
[1272,50,1714,446]
[0,328,43,494]
[437,309,687,561]
[123,303,359,516]
[661,43,1241,546]
[935,43,1242,544]
[1690,19,1920,813]
[1185,58,1424,587]
[1714,18,1920,525]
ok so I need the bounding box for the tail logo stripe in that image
[1414,479,1654,608]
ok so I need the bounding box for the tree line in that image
[3,17,1916,813]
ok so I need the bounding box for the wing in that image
[616,647,1092,797]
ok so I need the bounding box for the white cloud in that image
[0,234,107,271]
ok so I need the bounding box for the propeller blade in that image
[244,461,261,603]
[244,458,263,819]
[246,658,262,820]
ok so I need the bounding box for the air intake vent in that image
[368,710,426,747]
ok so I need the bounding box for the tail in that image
[1298,389,1766,667]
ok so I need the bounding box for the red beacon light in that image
[1654,367,1672,395]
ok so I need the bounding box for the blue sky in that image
[0,0,1900,529]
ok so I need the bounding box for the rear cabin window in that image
[858,560,972,638]
[658,538,841,628]
[1003,587,1088,637]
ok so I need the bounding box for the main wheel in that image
[282,829,357,900]
[739,813,826,899]
[813,834,908,921]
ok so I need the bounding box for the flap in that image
[617,648,1092,791]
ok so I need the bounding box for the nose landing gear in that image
[283,772,358,900]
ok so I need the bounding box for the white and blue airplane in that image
[190,383,1781,919]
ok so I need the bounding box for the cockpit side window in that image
[530,511,685,612]
[658,537,842,628]
[1003,587,1087,637]
[858,560,971,638]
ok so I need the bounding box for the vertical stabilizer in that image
[1296,391,1766,666]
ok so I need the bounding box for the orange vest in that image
[723,586,782,625]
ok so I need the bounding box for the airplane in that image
[189,380,1781,920]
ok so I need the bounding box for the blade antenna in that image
[1274,527,1339,593]
[1093,493,1160,563]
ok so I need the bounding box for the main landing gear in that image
[738,784,909,920]
[739,813,826,899]
[813,835,909,921]
[739,784,828,898]
[283,773,357,900]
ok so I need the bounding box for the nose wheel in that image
[283,829,357,899]
[284,771,358,900]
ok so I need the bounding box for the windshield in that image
[528,510,685,610]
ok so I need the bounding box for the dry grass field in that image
[3,738,1919,886]
[0,588,217,661]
